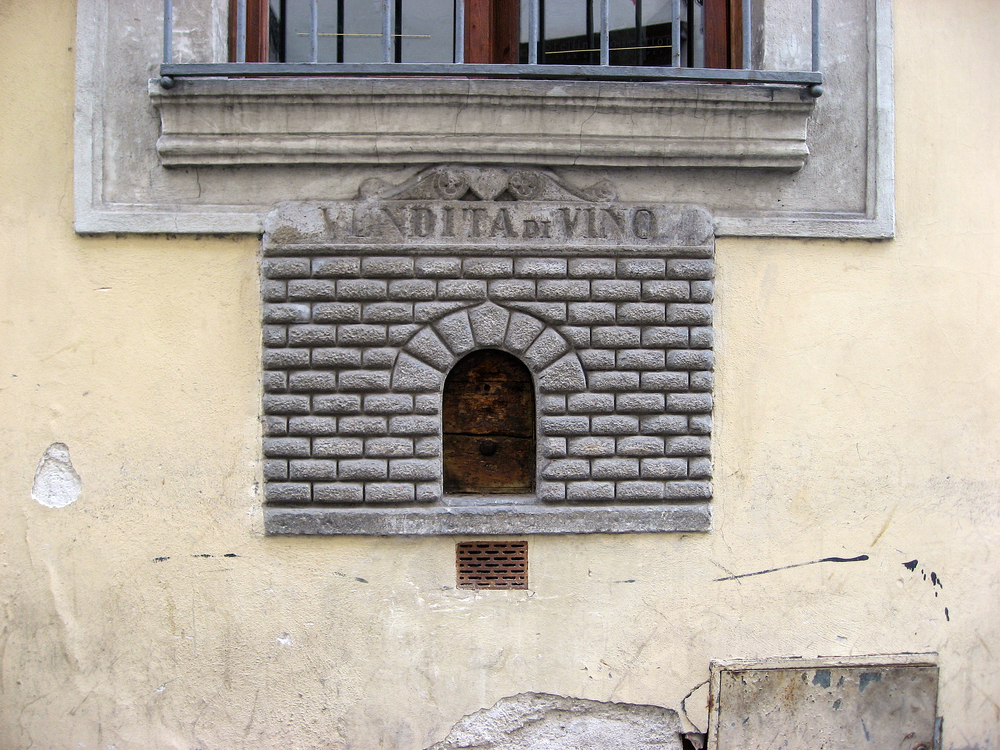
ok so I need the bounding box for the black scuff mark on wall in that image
[332,571,369,583]
[152,556,170,563]
[713,555,869,582]
[903,557,949,612]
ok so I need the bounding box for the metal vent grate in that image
[456,541,528,589]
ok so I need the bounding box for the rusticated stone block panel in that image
[262,167,714,535]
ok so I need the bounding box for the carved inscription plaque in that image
[266,167,713,251]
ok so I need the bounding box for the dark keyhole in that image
[479,439,498,456]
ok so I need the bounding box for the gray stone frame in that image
[74,0,894,239]
[262,168,714,535]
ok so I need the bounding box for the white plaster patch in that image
[31,443,82,508]
[276,633,292,646]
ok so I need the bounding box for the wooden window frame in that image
[704,0,743,69]
[465,0,520,65]
[229,0,271,63]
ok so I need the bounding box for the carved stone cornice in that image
[151,77,815,171]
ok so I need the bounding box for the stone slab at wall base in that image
[708,655,939,750]
[261,167,715,535]
[424,693,682,750]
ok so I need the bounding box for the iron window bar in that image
[159,0,823,95]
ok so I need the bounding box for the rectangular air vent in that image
[456,541,528,589]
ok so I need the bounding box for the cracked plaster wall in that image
[1,1,999,748]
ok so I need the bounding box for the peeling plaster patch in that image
[858,672,882,692]
[680,680,709,735]
[425,693,682,750]
[31,442,82,508]
[812,670,831,689]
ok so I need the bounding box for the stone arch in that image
[389,302,587,396]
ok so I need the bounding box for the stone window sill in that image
[264,503,711,535]
[150,76,816,171]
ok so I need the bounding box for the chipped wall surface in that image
[31,443,82,508]
[1,1,999,749]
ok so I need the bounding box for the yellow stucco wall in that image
[2,1,998,748]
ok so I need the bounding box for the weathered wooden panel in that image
[443,350,535,494]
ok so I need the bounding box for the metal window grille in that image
[159,0,823,94]
[457,541,528,589]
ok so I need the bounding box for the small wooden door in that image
[443,350,535,495]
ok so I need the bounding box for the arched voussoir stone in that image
[468,303,510,348]
[434,310,475,356]
[523,328,570,373]
[404,327,456,371]
[504,312,546,355]
[392,351,446,393]
[538,353,587,393]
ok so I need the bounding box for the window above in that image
[150,0,823,173]
[160,0,823,93]
[233,0,742,70]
